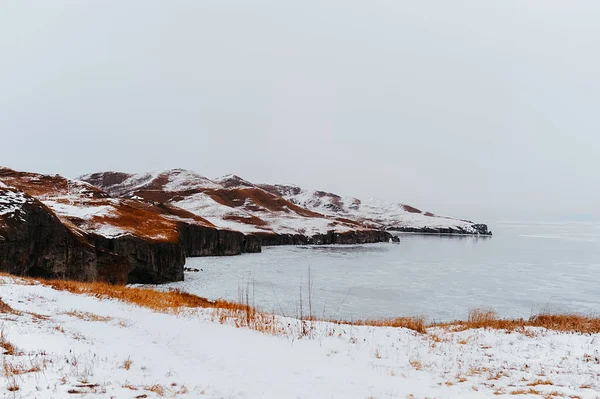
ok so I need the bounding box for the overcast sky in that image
[1,1,599,222]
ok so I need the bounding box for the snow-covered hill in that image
[0,168,206,243]
[259,183,491,235]
[81,170,372,237]
[81,169,490,237]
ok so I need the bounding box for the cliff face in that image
[253,230,397,246]
[88,233,185,284]
[176,222,261,257]
[388,224,491,235]
[0,188,98,281]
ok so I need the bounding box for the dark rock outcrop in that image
[0,189,98,281]
[388,225,492,236]
[87,233,185,284]
[253,229,396,246]
[0,187,184,284]
[176,222,262,257]
[243,234,262,253]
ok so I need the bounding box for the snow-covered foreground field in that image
[1,276,599,399]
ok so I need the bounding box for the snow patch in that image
[42,201,114,220]
[0,190,31,216]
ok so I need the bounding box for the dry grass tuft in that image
[0,330,17,356]
[43,279,246,314]
[0,298,19,315]
[527,379,553,386]
[7,383,19,392]
[332,317,426,334]
[64,311,113,322]
[3,360,41,376]
[123,357,133,370]
[146,384,165,396]
[3,358,44,393]
[409,360,423,370]
[434,308,600,334]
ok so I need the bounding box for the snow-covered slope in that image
[81,170,369,236]
[79,168,223,198]
[260,184,491,235]
[1,275,597,398]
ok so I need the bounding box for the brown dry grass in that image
[42,277,281,334]
[3,359,41,376]
[44,279,244,313]
[331,317,426,334]
[122,357,133,370]
[527,379,553,386]
[146,384,165,396]
[0,330,17,356]
[409,360,423,370]
[434,309,600,334]
[64,311,113,322]
[0,298,18,315]
[6,274,600,337]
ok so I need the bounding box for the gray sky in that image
[1,1,599,222]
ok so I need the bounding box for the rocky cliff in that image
[0,168,261,284]
[0,187,128,282]
[176,222,261,256]
[254,230,398,246]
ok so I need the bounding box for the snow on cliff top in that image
[1,275,598,398]
[0,189,32,217]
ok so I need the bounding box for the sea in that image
[150,221,600,322]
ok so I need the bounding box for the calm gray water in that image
[154,221,600,321]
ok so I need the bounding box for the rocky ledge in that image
[388,223,492,236]
[253,230,398,246]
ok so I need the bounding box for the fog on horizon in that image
[1,1,599,223]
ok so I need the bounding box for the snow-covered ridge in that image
[259,183,491,235]
[80,168,490,236]
[80,169,223,197]
[80,169,369,236]
[0,168,188,242]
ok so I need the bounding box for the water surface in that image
[153,221,600,321]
